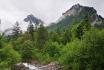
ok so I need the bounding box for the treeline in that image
[0,16,104,70]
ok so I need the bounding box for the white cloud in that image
[0,0,104,31]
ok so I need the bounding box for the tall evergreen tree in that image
[12,21,21,38]
[24,14,43,40]
[27,23,34,40]
[35,24,48,49]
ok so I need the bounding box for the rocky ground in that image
[12,62,63,70]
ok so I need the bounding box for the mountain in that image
[24,14,44,24]
[47,4,104,31]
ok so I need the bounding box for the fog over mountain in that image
[0,0,104,31]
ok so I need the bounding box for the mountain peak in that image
[62,4,83,16]
[71,3,81,9]
[24,14,44,25]
[48,4,104,31]
[62,4,98,17]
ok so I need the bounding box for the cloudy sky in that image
[0,0,104,31]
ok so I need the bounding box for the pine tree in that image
[12,21,22,38]
[27,23,34,40]
[35,24,48,49]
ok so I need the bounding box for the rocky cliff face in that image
[62,4,104,26]
[48,4,104,31]
[62,4,83,16]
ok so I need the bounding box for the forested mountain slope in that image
[47,4,104,31]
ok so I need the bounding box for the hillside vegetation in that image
[0,4,104,70]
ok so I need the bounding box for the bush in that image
[19,40,36,62]
[0,44,21,69]
[59,39,82,70]
[45,40,62,58]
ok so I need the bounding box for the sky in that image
[0,0,104,31]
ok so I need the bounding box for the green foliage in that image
[27,23,34,41]
[18,40,35,62]
[71,18,91,39]
[59,28,104,70]
[47,16,74,32]
[35,24,48,49]
[45,40,61,58]
[60,29,71,45]
[59,39,82,70]
[0,44,21,69]
[0,14,104,70]
[12,22,22,38]
[49,32,59,42]
[34,52,52,64]
[80,28,104,70]
[0,35,2,48]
